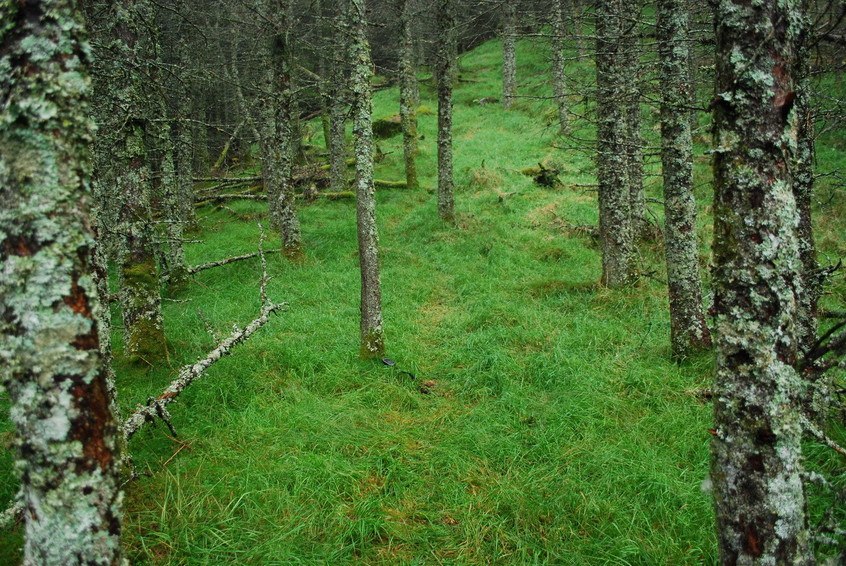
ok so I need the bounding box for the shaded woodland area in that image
[2,0,846,564]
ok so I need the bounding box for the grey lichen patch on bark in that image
[657,0,711,358]
[349,0,386,359]
[0,2,124,564]
[711,0,813,563]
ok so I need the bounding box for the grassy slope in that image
[2,32,844,566]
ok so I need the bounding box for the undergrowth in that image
[2,30,845,566]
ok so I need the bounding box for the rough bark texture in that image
[621,1,647,239]
[399,0,420,190]
[711,0,813,563]
[92,0,167,364]
[501,1,517,110]
[657,0,711,358]
[329,5,349,193]
[349,0,386,358]
[793,7,819,357]
[0,3,124,563]
[595,0,635,287]
[262,0,303,260]
[436,0,457,223]
[551,0,570,135]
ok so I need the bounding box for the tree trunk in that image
[329,4,349,193]
[399,0,420,190]
[262,0,303,259]
[596,0,635,287]
[711,0,813,562]
[621,3,647,239]
[349,0,386,358]
[0,3,124,563]
[502,1,517,110]
[436,0,457,224]
[551,0,570,135]
[656,0,711,358]
[794,7,819,357]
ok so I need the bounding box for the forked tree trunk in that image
[596,0,635,287]
[399,0,420,190]
[349,0,386,358]
[0,2,124,563]
[436,0,457,223]
[656,0,711,358]
[711,0,812,562]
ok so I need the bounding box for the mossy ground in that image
[1,32,845,565]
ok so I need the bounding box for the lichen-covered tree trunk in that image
[551,0,570,135]
[349,0,386,358]
[436,0,457,223]
[656,0,711,358]
[501,1,517,110]
[89,0,167,364]
[156,119,190,289]
[0,3,124,564]
[399,0,420,190]
[794,8,819,356]
[264,0,303,259]
[711,0,813,562]
[595,0,635,287]
[621,5,647,239]
[329,3,349,193]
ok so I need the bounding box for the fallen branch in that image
[188,249,281,275]
[374,179,408,189]
[195,193,265,206]
[193,176,262,184]
[123,228,286,442]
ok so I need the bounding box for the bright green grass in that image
[2,33,844,566]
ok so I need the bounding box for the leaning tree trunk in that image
[0,3,124,564]
[595,0,635,287]
[551,0,570,135]
[436,0,457,223]
[501,1,517,110]
[399,0,420,190]
[349,0,386,358]
[656,0,711,358]
[710,0,813,563]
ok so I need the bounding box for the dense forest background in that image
[2,0,846,564]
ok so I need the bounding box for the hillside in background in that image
[2,30,845,566]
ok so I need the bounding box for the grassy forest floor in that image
[2,33,846,565]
